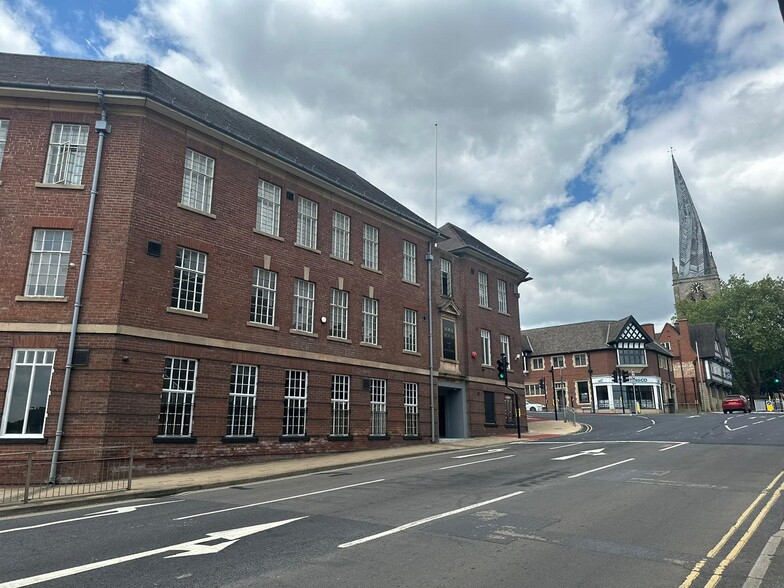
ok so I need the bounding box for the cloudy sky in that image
[2,0,783,330]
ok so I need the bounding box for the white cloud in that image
[43,0,784,330]
[0,0,42,54]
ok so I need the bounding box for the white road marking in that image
[0,501,184,535]
[552,448,606,461]
[568,458,636,479]
[0,518,306,587]
[636,426,652,433]
[743,519,784,588]
[659,442,689,451]
[338,491,524,548]
[438,455,514,470]
[453,448,506,459]
[548,442,583,450]
[174,479,384,520]
[687,415,701,418]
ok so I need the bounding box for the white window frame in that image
[43,123,88,185]
[500,334,510,365]
[404,308,418,353]
[293,279,315,333]
[181,149,214,213]
[158,357,197,437]
[551,355,565,369]
[331,375,350,437]
[403,240,417,283]
[481,329,491,366]
[0,119,8,170]
[441,258,452,296]
[369,379,387,436]
[171,247,207,314]
[256,180,281,236]
[24,229,72,298]
[330,288,349,339]
[227,364,257,437]
[284,370,308,437]
[404,382,418,436]
[296,197,319,249]
[573,353,588,367]
[363,297,379,345]
[332,211,350,261]
[250,268,277,326]
[363,224,379,270]
[1,349,55,437]
[532,357,545,371]
[497,280,508,314]
[478,272,489,307]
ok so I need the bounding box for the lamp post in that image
[550,365,558,421]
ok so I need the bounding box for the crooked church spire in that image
[671,155,720,305]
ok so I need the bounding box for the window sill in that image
[35,182,85,190]
[330,255,353,265]
[403,435,422,441]
[368,434,390,441]
[290,329,318,338]
[484,423,499,428]
[15,295,69,303]
[402,280,420,287]
[479,305,492,311]
[177,202,216,219]
[327,336,352,344]
[328,434,354,441]
[360,265,382,274]
[166,307,208,319]
[247,321,279,331]
[153,436,197,444]
[0,436,48,444]
[294,243,321,254]
[222,435,259,444]
[279,435,310,443]
[360,342,382,350]
[252,228,283,241]
[403,350,421,357]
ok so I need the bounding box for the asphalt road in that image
[1,412,783,588]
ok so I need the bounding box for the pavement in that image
[0,417,581,517]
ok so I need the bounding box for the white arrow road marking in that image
[0,518,306,587]
[438,455,514,470]
[0,501,184,535]
[338,492,523,548]
[453,448,506,459]
[552,448,606,461]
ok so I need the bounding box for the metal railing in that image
[0,445,133,505]
[563,406,577,424]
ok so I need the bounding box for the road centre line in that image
[549,442,583,449]
[338,491,524,548]
[453,448,506,459]
[567,459,635,479]
[636,426,652,433]
[174,479,384,520]
[679,471,784,588]
[659,442,689,451]
[438,455,514,470]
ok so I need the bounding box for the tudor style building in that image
[0,53,529,478]
[521,316,675,413]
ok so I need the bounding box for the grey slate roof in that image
[521,316,671,356]
[438,222,530,280]
[0,52,436,235]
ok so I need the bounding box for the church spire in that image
[672,154,712,279]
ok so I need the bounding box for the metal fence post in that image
[24,452,33,504]
[127,446,134,490]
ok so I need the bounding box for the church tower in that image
[671,155,721,306]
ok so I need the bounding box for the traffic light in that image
[775,371,781,384]
[622,370,632,383]
[538,378,545,389]
[612,369,618,383]
[496,356,509,381]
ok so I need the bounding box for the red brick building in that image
[0,53,529,478]
[521,316,675,413]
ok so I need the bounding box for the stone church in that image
[671,155,721,304]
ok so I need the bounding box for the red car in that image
[722,395,751,414]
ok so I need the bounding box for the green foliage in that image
[676,275,784,396]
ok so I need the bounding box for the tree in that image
[676,275,784,398]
